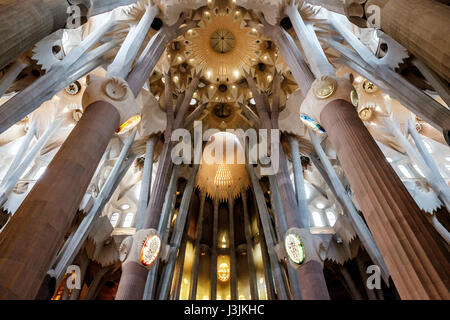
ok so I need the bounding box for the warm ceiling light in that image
[233,69,240,78]
[214,163,233,187]
[116,115,141,135]
[315,202,325,209]
[217,262,230,282]
[120,203,130,210]
[173,75,179,82]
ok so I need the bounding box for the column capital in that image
[300,75,358,133]
[82,75,141,133]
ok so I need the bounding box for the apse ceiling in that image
[149,0,298,117]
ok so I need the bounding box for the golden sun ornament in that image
[184,7,260,83]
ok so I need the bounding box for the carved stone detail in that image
[300,75,356,126]
[82,75,141,127]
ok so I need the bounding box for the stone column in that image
[267,175,302,300]
[0,0,69,70]
[284,2,335,77]
[135,135,158,231]
[320,98,450,299]
[51,133,136,285]
[245,72,329,300]
[143,166,180,300]
[189,191,206,299]
[288,135,310,227]
[356,256,377,300]
[303,0,450,80]
[69,250,89,300]
[156,165,199,300]
[0,100,119,299]
[210,195,219,300]
[366,0,450,81]
[171,235,189,300]
[340,266,363,300]
[301,73,450,298]
[116,70,201,300]
[276,146,331,300]
[0,56,28,98]
[247,165,289,300]
[83,265,114,300]
[228,189,237,300]
[241,188,258,300]
[0,119,61,206]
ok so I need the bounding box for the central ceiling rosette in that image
[184,6,261,83]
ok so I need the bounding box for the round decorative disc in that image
[362,80,378,93]
[72,109,83,122]
[285,233,306,265]
[65,81,81,95]
[313,77,336,99]
[140,234,161,267]
[210,29,236,54]
[358,107,373,121]
[350,90,359,107]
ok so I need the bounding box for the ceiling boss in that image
[183,5,260,84]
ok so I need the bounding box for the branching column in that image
[245,72,330,300]
[228,189,237,300]
[365,0,450,81]
[210,194,219,300]
[116,69,201,299]
[189,190,207,299]
[0,101,119,299]
[319,99,450,299]
[0,0,70,70]
[241,188,258,300]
